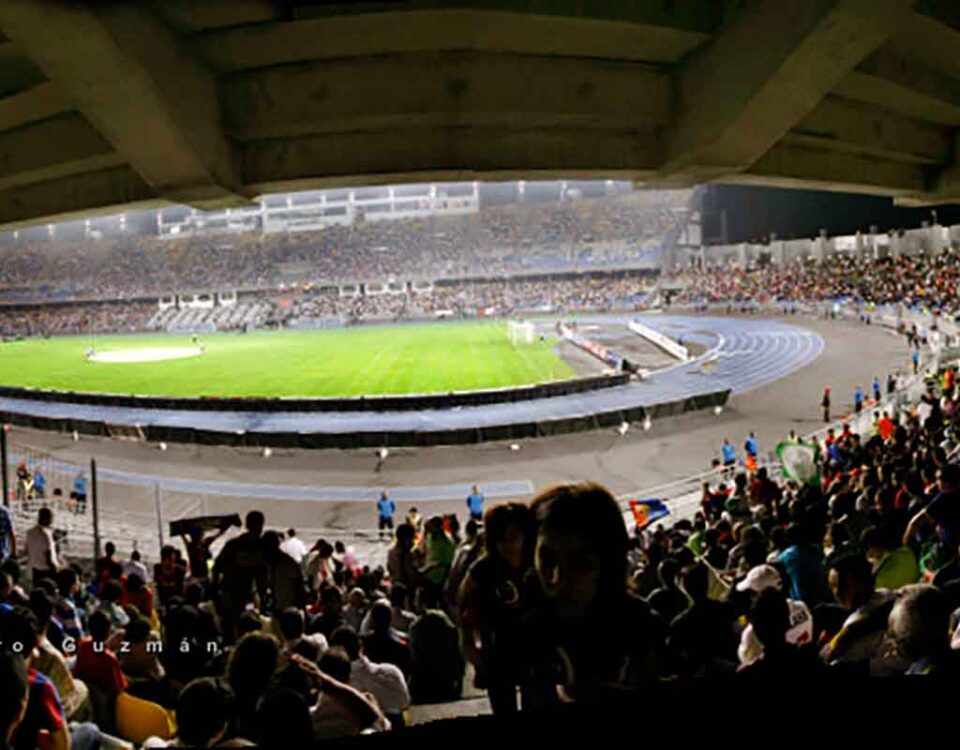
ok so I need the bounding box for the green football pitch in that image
[0,322,575,397]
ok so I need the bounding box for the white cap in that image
[735,564,783,593]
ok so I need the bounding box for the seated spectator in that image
[888,584,959,675]
[227,631,281,742]
[342,588,369,633]
[737,589,822,678]
[668,562,738,677]
[0,653,29,750]
[28,589,92,722]
[861,526,919,590]
[329,626,410,727]
[54,569,85,641]
[310,586,345,639]
[73,609,128,729]
[279,607,328,662]
[735,565,813,667]
[97,579,130,629]
[386,584,416,637]
[121,573,155,621]
[645,558,690,625]
[145,676,253,748]
[408,610,464,704]
[154,546,186,609]
[95,542,124,592]
[821,554,899,673]
[255,687,314,748]
[120,617,167,704]
[778,522,833,607]
[362,600,413,679]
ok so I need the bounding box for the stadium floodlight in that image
[158,442,168,451]
[263,447,273,457]
[714,406,723,416]
[510,443,520,451]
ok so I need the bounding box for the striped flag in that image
[627,499,671,530]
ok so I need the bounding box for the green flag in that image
[776,440,821,487]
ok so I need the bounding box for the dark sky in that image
[700,184,960,245]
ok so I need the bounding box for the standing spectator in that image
[418,517,456,606]
[912,347,921,375]
[212,511,268,644]
[821,386,831,423]
[121,574,155,620]
[887,372,898,396]
[121,549,148,582]
[854,386,865,415]
[387,524,418,592]
[377,491,395,541]
[0,499,15,564]
[280,528,308,564]
[459,502,533,714]
[466,485,485,523]
[25,508,59,585]
[95,542,123,592]
[31,469,45,501]
[181,523,229,582]
[872,376,882,404]
[264,531,307,615]
[154,545,186,609]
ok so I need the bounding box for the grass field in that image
[0,322,575,397]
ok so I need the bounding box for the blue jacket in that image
[377,497,395,519]
[721,443,736,463]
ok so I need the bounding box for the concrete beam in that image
[832,71,960,126]
[242,126,663,193]
[738,143,927,196]
[193,10,708,72]
[0,82,73,132]
[0,166,160,229]
[662,0,915,179]
[223,53,671,142]
[150,0,278,34]
[784,95,950,165]
[0,114,125,191]
[0,2,248,208]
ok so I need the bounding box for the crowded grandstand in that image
[1,181,960,750]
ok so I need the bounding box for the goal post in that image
[507,320,536,345]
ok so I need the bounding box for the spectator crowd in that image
[2,351,960,747]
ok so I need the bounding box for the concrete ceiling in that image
[0,0,956,228]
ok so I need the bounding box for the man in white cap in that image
[735,564,813,666]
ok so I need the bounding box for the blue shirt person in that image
[33,468,46,498]
[854,386,864,412]
[377,490,396,538]
[744,433,758,458]
[872,376,881,402]
[466,485,485,520]
[721,439,736,466]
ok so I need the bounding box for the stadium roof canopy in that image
[0,0,958,228]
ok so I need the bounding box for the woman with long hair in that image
[522,482,664,706]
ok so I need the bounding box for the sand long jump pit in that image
[87,346,204,364]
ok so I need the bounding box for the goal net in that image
[507,320,536,345]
